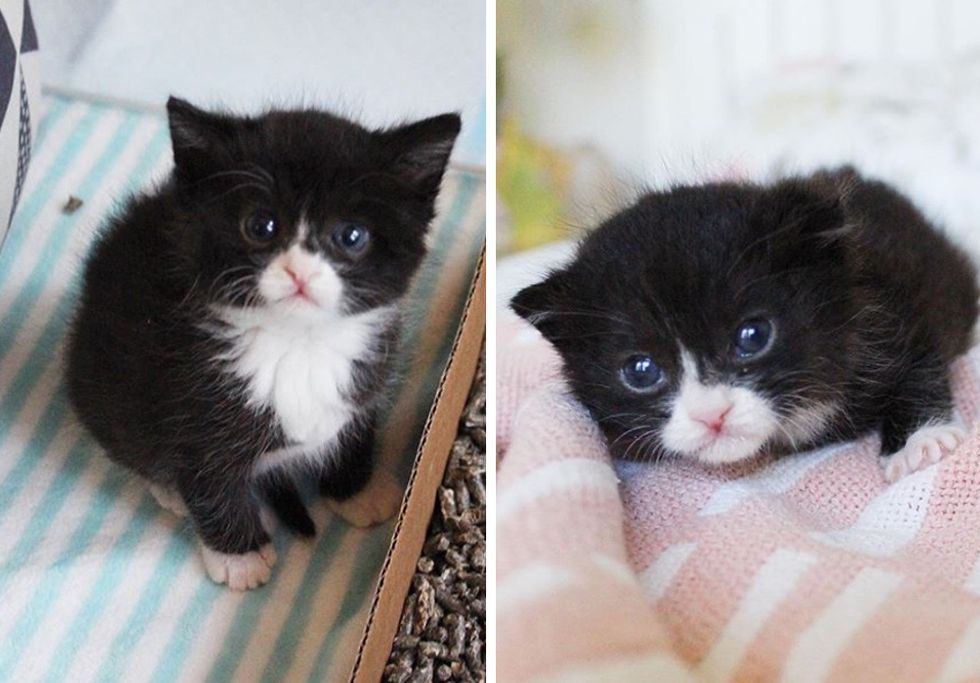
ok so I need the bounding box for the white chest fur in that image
[212,304,394,467]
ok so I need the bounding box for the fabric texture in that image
[0,0,39,246]
[497,311,980,683]
[0,95,485,683]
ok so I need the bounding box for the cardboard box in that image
[349,249,487,682]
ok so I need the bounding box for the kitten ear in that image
[510,270,571,342]
[766,179,849,245]
[166,96,237,178]
[381,113,461,198]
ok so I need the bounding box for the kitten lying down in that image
[513,167,979,481]
[66,98,459,590]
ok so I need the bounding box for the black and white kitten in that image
[66,97,460,590]
[512,167,978,481]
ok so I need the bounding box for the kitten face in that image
[165,97,460,320]
[512,180,858,465]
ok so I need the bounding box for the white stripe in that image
[116,558,209,683]
[10,501,169,683]
[0,118,164,386]
[17,102,90,199]
[640,542,697,602]
[284,532,367,682]
[498,563,578,614]
[699,442,845,516]
[322,598,375,683]
[781,568,902,683]
[698,549,816,679]
[233,525,361,682]
[536,652,695,683]
[937,614,980,683]
[0,109,127,311]
[0,476,145,651]
[498,458,619,521]
[810,467,936,557]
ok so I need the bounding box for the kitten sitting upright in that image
[512,167,978,480]
[66,97,459,590]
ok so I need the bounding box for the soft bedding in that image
[497,311,980,683]
[0,95,485,682]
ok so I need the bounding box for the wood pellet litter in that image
[384,351,486,683]
[62,195,84,214]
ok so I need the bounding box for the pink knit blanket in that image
[497,312,980,682]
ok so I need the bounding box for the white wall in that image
[33,0,486,165]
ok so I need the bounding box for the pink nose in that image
[285,267,309,296]
[692,404,732,433]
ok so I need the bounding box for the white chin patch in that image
[661,353,779,465]
[257,243,343,313]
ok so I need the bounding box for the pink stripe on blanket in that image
[498,311,980,682]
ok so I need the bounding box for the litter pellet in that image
[384,351,486,682]
[62,195,84,214]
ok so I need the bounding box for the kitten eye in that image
[242,211,278,245]
[332,222,370,255]
[734,319,774,358]
[621,354,664,391]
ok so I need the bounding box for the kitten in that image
[66,97,460,590]
[512,167,978,481]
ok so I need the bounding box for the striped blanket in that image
[0,96,485,683]
[498,312,980,683]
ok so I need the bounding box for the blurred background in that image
[33,0,486,166]
[497,0,980,263]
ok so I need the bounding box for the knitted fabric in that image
[497,312,980,682]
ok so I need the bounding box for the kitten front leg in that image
[880,367,966,482]
[320,417,403,528]
[177,469,277,590]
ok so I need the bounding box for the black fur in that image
[66,97,459,557]
[512,167,979,464]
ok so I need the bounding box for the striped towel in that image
[498,312,980,683]
[0,96,485,683]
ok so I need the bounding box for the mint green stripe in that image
[0,466,131,680]
[250,521,348,683]
[305,532,390,683]
[0,127,170,576]
[0,124,168,518]
[38,496,162,683]
[0,124,169,454]
[203,527,302,682]
[0,393,69,507]
[31,97,70,157]
[396,174,480,373]
[91,532,192,674]
[0,103,102,289]
[90,528,194,683]
[149,581,225,683]
[0,437,91,574]
[0,112,142,364]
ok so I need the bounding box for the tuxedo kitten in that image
[66,97,459,590]
[512,167,978,481]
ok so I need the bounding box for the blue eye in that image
[735,319,773,358]
[332,222,370,254]
[621,354,664,391]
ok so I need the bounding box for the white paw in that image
[327,471,403,528]
[200,544,277,591]
[149,483,188,517]
[883,423,966,482]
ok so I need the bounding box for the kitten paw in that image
[883,423,966,482]
[327,471,403,528]
[149,484,188,517]
[200,544,277,591]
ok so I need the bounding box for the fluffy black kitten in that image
[513,167,978,481]
[66,97,460,590]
